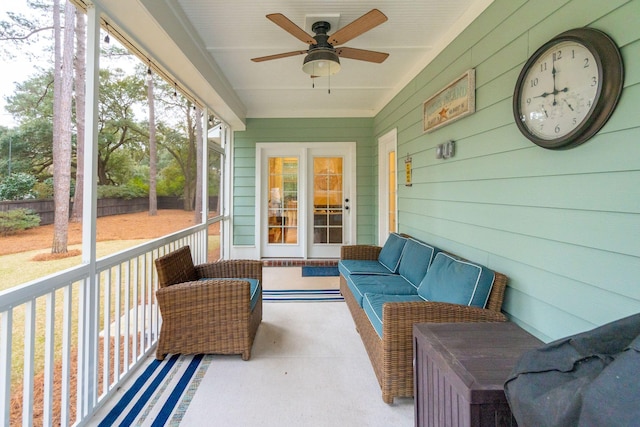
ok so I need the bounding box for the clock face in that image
[513,28,623,150]
[517,40,599,141]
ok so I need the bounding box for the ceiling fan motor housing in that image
[302,21,341,76]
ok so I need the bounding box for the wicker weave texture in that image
[340,244,508,404]
[154,246,262,361]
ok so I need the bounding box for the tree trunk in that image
[70,9,86,222]
[194,107,203,224]
[51,0,75,254]
[147,73,157,216]
[182,106,196,211]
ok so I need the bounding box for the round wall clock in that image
[513,28,624,150]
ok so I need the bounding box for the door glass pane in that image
[313,157,343,244]
[388,151,396,233]
[268,157,298,244]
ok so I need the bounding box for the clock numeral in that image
[540,62,547,72]
[591,76,597,87]
[530,77,539,88]
[555,125,561,134]
[584,58,590,68]
[526,97,532,105]
[553,50,562,61]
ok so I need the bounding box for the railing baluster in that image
[22,299,36,427]
[124,261,131,371]
[61,284,72,427]
[140,254,147,351]
[114,264,122,382]
[76,279,85,422]
[0,308,13,426]
[132,259,139,362]
[103,268,111,396]
[43,291,56,426]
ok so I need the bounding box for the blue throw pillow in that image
[377,233,407,273]
[397,238,439,287]
[417,252,495,308]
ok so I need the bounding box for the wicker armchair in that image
[154,246,262,361]
[340,242,508,403]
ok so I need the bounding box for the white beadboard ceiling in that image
[99,0,492,125]
[170,0,491,120]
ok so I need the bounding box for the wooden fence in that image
[0,197,218,225]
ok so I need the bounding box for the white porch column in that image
[80,2,101,417]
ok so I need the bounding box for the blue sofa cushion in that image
[346,274,419,307]
[397,238,439,287]
[338,259,394,276]
[363,293,425,338]
[417,253,495,308]
[200,278,261,311]
[377,233,407,273]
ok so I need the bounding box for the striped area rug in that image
[263,289,344,302]
[98,354,212,426]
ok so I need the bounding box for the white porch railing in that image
[0,223,211,426]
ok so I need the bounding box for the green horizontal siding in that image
[374,0,640,341]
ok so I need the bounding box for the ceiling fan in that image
[251,9,389,77]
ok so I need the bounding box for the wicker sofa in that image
[154,246,263,361]
[339,234,508,403]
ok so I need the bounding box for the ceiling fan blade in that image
[251,50,307,62]
[266,13,317,45]
[336,47,389,63]
[328,9,388,46]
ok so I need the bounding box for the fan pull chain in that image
[328,73,331,94]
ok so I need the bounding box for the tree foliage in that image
[0,172,37,200]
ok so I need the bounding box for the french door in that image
[257,142,356,258]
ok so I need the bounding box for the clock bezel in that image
[513,28,624,150]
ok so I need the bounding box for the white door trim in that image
[378,129,397,246]
[256,142,356,258]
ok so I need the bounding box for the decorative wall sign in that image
[405,155,412,187]
[423,69,476,133]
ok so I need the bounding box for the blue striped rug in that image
[263,289,344,302]
[98,354,212,426]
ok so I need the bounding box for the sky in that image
[0,2,140,129]
[0,1,53,127]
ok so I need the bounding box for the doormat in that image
[301,266,340,277]
[263,289,343,302]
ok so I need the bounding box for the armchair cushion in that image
[417,252,495,308]
[378,233,407,273]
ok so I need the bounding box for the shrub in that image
[97,184,147,200]
[0,209,41,236]
[0,173,36,200]
[32,180,54,199]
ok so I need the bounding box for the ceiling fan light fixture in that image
[302,49,341,76]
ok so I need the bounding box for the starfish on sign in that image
[439,107,448,120]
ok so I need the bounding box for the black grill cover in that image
[504,313,640,427]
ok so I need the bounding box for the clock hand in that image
[535,87,568,99]
[563,98,574,111]
[551,62,558,106]
[540,105,549,117]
